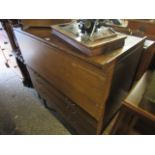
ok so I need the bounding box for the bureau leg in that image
[37,93,41,99]
[37,93,48,108]
[110,109,127,134]
[110,106,137,135]
[38,94,56,112]
[41,98,48,108]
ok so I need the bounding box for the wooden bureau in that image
[14,27,145,134]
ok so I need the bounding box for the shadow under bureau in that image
[14,27,145,134]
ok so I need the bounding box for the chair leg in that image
[110,108,126,134]
[110,107,136,134]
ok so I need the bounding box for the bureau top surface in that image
[14,27,145,68]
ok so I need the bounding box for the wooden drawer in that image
[28,68,97,134]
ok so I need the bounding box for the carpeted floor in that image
[0,23,70,135]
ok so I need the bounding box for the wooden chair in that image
[110,70,155,134]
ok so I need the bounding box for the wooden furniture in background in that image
[110,71,155,134]
[14,26,145,134]
[0,20,33,87]
[111,22,155,82]
[128,20,155,40]
[135,40,155,81]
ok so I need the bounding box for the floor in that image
[0,23,70,135]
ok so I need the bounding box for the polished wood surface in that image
[17,27,145,69]
[14,26,145,134]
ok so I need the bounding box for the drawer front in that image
[15,31,108,120]
[28,68,97,134]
